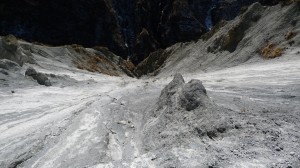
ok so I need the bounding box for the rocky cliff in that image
[0,0,280,64]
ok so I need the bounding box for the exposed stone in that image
[157,73,185,110]
[34,73,51,86]
[160,73,185,98]
[0,59,20,71]
[179,79,208,111]
[25,67,37,77]
[1,34,18,52]
[25,67,51,86]
[132,28,158,64]
[156,0,207,47]
[157,73,211,112]
[209,3,264,53]
[143,73,233,152]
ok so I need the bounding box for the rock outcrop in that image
[0,35,34,66]
[143,74,233,152]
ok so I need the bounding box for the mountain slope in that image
[0,0,280,64]
[135,2,300,77]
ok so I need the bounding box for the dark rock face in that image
[211,0,286,26]
[211,0,258,26]
[259,0,280,6]
[0,0,126,57]
[110,0,210,64]
[156,0,207,46]
[0,0,209,63]
[0,0,272,64]
[133,47,175,77]
[159,73,185,103]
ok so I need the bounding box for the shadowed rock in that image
[2,35,18,52]
[158,73,209,111]
[25,67,37,76]
[161,73,185,95]
[25,67,51,86]
[157,73,185,109]
[179,79,208,111]
[35,73,51,86]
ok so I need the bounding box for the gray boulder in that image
[25,67,51,86]
[179,79,208,111]
[25,67,38,76]
[143,73,233,158]
[157,73,185,109]
[158,73,209,111]
[160,73,185,96]
[35,73,51,86]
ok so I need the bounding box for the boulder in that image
[157,73,210,112]
[25,67,51,86]
[157,73,185,109]
[179,79,208,111]
[25,67,37,76]
[143,73,232,153]
[34,73,51,86]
